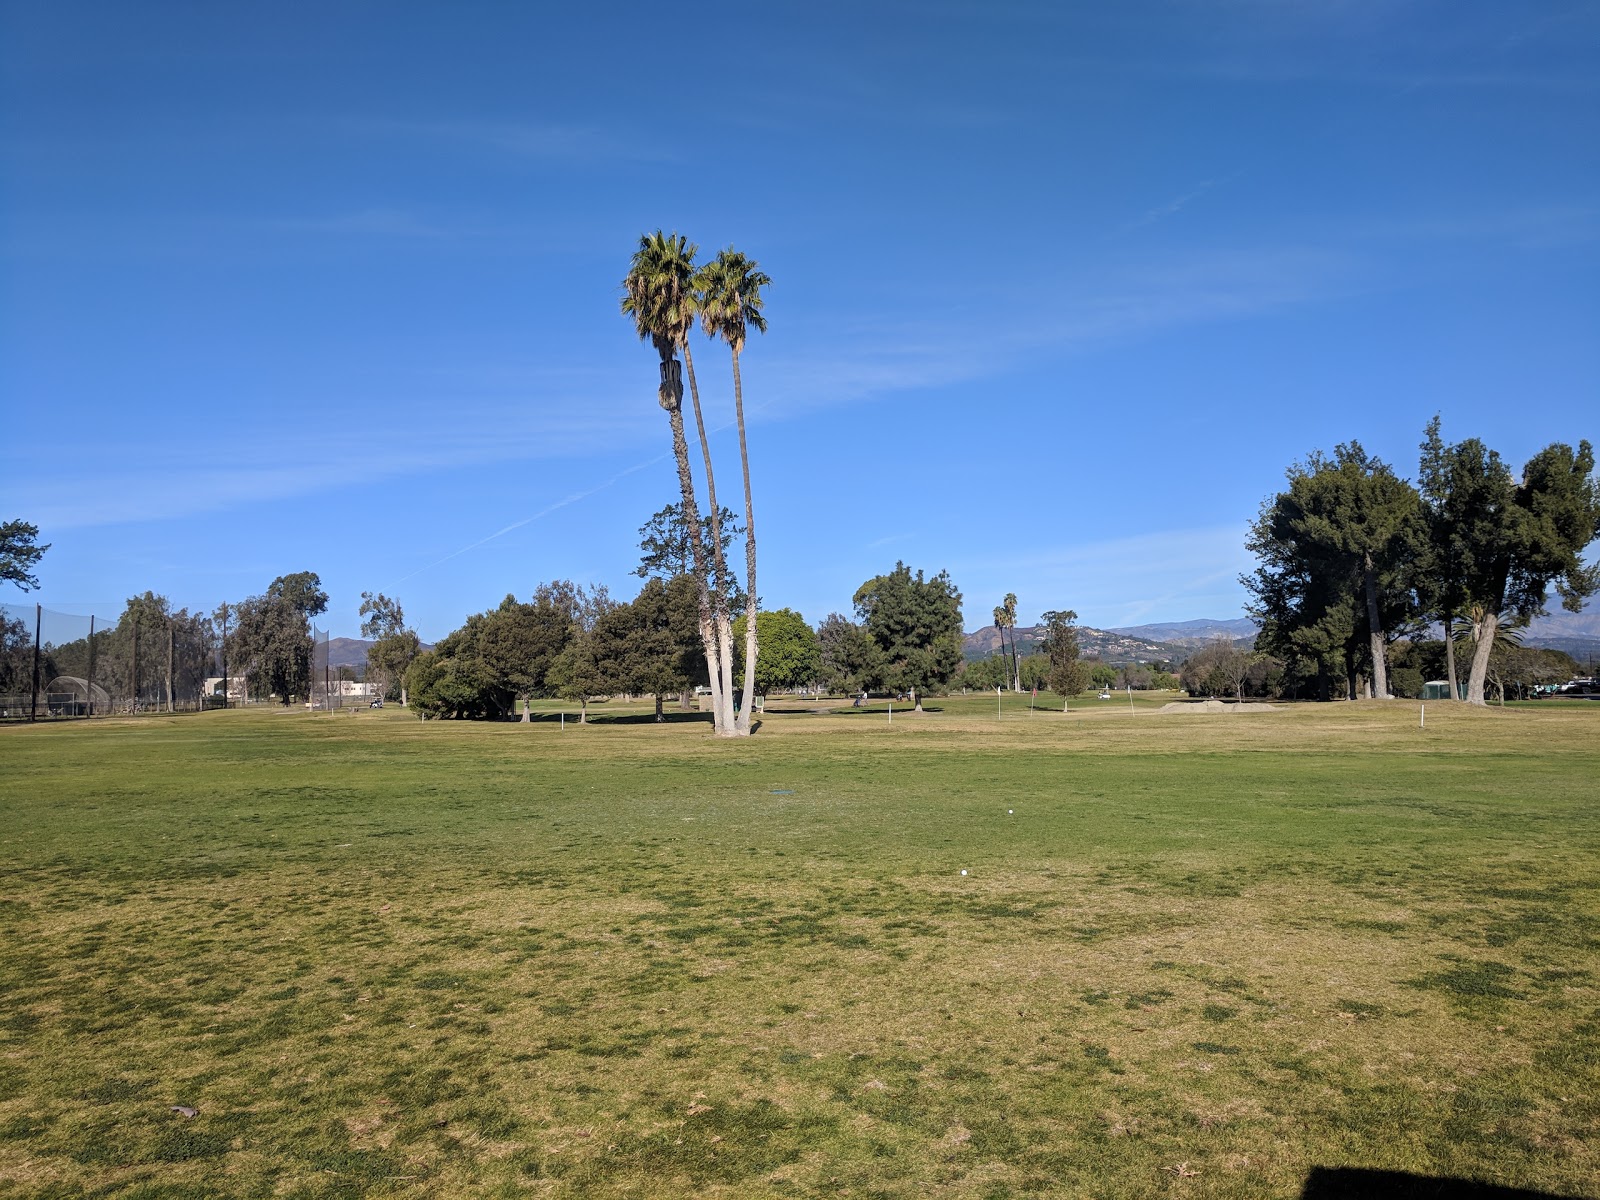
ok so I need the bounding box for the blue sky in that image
[3,1,1596,641]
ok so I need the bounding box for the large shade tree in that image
[1292,444,1426,699]
[1243,445,1426,700]
[359,592,421,703]
[853,563,964,712]
[697,248,771,734]
[1,520,49,592]
[635,502,745,614]
[1039,609,1090,709]
[1426,433,1600,705]
[229,572,328,705]
[402,581,600,719]
[734,608,820,699]
[816,613,880,695]
[620,574,705,721]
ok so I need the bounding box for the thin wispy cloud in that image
[1356,204,1600,250]
[12,399,656,530]
[1116,179,1221,235]
[348,117,674,165]
[387,450,672,587]
[749,243,1363,423]
[268,209,464,239]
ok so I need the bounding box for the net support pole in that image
[87,615,96,718]
[30,603,41,722]
[132,621,139,715]
[167,620,174,714]
[221,604,229,710]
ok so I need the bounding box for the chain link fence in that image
[0,603,367,721]
[310,626,349,712]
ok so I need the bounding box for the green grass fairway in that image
[2,702,1597,1198]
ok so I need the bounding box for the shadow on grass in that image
[516,711,768,731]
[518,711,713,726]
[1300,1167,1594,1200]
[831,705,944,716]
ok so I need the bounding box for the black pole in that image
[87,615,96,718]
[221,603,229,710]
[30,603,41,722]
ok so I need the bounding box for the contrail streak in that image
[387,449,672,587]
[385,381,772,593]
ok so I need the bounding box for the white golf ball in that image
[960,869,967,876]
[1008,809,1014,815]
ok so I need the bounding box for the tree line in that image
[403,507,998,718]
[1245,421,1598,705]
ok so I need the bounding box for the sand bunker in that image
[1158,699,1279,713]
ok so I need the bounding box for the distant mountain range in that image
[963,624,1185,664]
[960,602,1600,666]
[1108,618,1258,648]
[325,636,433,672]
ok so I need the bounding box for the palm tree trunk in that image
[662,361,725,732]
[1443,612,1459,699]
[718,610,736,733]
[1466,609,1497,706]
[680,338,737,736]
[1362,554,1389,699]
[730,345,759,735]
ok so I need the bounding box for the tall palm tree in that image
[697,248,771,735]
[673,268,739,735]
[621,231,732,734]
[992,603,1012,691]
[1003,593,1021,691]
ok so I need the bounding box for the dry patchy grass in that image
[0,699,1596,1198]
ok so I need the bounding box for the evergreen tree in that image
[853,563,964,712]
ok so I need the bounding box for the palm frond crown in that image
[621,231,699,355]
[695,247,770,354]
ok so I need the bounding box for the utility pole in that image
[220,603,229,709]
[30,603,41,722]
[166,620,175,713]
[132,620,139,715]
[87,615,96,717]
